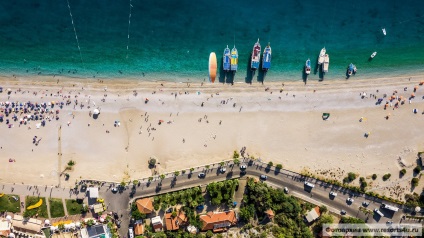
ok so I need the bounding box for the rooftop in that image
[199,211,237,232]
[164,211,187,231]
[136,198,153,214]
[305,206,321,223]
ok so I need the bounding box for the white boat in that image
[322,54,329,73]
[371,52,377,58]
[318,47,326,65]
[382,28,386,35]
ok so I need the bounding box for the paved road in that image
[1,160,421,237]
[101,160,419,236]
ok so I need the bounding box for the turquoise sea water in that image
[0,0,423,82]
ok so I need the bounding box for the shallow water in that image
[0,0,423,82]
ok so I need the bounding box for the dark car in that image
[115,220,121,228]
[341,210,346,215]
[113,212,119,220]
[198,173,206,178]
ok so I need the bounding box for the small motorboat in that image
[347,63,354,76]
[371,52,377,58]
[382,28,386,36]
[305,59,311,75]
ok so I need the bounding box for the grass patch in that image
[24,196,48,218]
[66,199,84,215]
[49,198,65,218]
[0,194,20,213]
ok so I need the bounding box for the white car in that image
[329,191,337,197]
[346,197,354,203]
[284,187,289,193]
[219,167,226,173]
[240,164,247,170]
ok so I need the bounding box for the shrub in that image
[343,172,357,183]
[268,161,273,167]
[67,160,76,166]
[400,169,407,175]
[181,170,186,174]
[414,166,422,174]
[276,164,283,170]
[372,174,377,180]
[233,151,240,159]
[132,180,139,185]
[233,158,240,165]
[382,173,391,181]
[412,178,419,187]
[148,158,156,166]
[174,171,180,176]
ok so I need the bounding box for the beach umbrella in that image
[415,206,421,212]
[6,215,12,221]
[93,109,100,115]
[44,220,50,225]
[75,222,81,227]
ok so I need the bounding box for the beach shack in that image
[87,187,99,199]
[304,206,321,223]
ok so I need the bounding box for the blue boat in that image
[262,43,272,71]
[223,45,231,71]
[305,59,311,75]
[230,46,238,71]
[250,39,261,70]
[346,63,356,75]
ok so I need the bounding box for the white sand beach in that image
[0,75,423,200]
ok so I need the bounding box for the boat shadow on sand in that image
[302,66,308,85]
[245,54,254,84]
[313,55,325,81]
[218,56,235,85]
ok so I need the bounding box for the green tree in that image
[205,165,210,170]
[372,174,377,180]
[120,181,126,187]
[174,171,180,176]
[220,161,225,167]
[233,150,240,159]
[276,164,283,170]
[160,174,165,180]
[319,205,328,214]
[190,168,194,173]
[414,166,422,174]
[148,177,153,182]
[181,170,186,174]
[233,158,240,165]
[239,205,255,222]
[132,180,139,185]
[268,161,274,167]
[206,230,214,238]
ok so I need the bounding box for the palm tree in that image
[174,171,180,176]
[160,174,165,180]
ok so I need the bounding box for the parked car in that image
[113,212,119,220]
[340,210,346,215]
[198,173,206,178]
[115,220,121,228]
[284,187,289,193]
[386,220,393,224]
[260,175,268,180]
[329,191,337,197]
[111,187,118,193]
[219,167,226,173]
[240,164,247,170]
[362,201,370,207]
[346,197,354,203]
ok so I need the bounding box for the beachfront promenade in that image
[1,159,417,228]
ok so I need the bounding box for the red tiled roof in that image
[164,210,187,231]
[199,211,237,231]
[134,223,144,235]
[265,209,274,219]
[136,198,153,214]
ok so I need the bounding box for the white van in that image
[374,208,384,217]
[304,181,315,188]
[128,228,134,238]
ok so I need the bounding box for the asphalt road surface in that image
[101,161,416,237]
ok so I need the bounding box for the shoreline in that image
[0,74,424,200]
